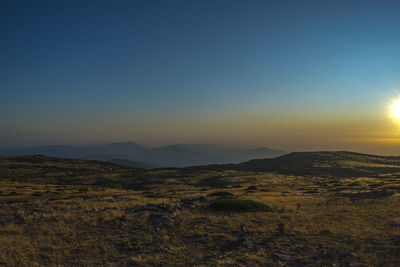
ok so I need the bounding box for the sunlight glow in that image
[393,101,400,120]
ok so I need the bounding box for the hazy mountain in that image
[0,142,285,167]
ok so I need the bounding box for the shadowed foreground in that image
[0,153,399,266]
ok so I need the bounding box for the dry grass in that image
[0,155,399,266]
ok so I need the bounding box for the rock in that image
[113,197,123,202]
[390,220,400,228]
[228,224,247,248]
[320,259,334,267]
[160,243,178,253]
[148,214,172,227]
[238,223,246,242]
[181,196,207,208]
[271,251,295,263]
[335,233,344,239]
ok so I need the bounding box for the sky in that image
[2,0,400,154]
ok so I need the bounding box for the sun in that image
[393,100,400,120]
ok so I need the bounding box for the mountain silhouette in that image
[0,142,285,167]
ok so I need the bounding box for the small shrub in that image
[348,181,361,186]
[141,192,160,198]
[208,191,235,197]
[340,190,394,199]
[246,186,258,190]
[208,199,272,212]
[304,189,319,194]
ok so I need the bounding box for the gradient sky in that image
[2,0,400,154]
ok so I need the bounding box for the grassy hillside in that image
[0,155,142,185]
[190,151,400,178]
[0,153,399,266]
[238,151,400,176]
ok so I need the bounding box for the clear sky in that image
[2,0,400,154]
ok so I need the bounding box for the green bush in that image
[208,199,271,212]
[246,186,258,190]
[207,191,235,197]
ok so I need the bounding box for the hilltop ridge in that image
[190,151,400,178]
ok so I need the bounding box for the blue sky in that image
[2,0,400,153]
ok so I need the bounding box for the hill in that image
[192,151,400,178]
[0,142,285,167]
[0,155,142,185]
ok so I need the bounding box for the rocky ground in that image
[0,153,399,266]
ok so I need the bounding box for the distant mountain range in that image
[0,142,285,168]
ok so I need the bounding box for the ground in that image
[0,153,399,266]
